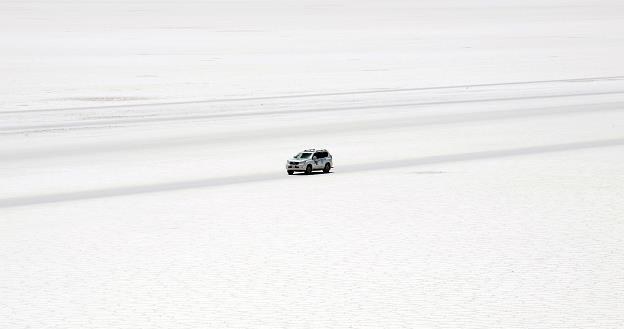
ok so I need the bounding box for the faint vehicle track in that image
[3,101,622,161]
[2,90,624,135]
[2,75,623,115]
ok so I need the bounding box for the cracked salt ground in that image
[2,0,624,328]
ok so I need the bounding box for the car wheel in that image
[305,165,313,175]
[287,170,294,175]
[323,163,331,173]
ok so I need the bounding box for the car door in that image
[313,152,324,169]
[321,151,330,168]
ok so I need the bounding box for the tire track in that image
[3,101,622,161]
[2,137,623,208]
[2,75,623,115]
[3,90,624,134]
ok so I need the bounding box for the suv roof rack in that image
[304,148,327,152]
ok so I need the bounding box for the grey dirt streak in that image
[2,137,623,208]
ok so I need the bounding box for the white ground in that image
[2,0,624,328]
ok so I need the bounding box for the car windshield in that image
[294,152,312,159]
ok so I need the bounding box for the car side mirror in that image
[312,156,317,160]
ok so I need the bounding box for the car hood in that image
[289,158,308,162]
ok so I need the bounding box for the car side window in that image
[313,153,321,159]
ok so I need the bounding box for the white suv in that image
[286,149,333,175]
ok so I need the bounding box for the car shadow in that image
[292,171,333,176]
